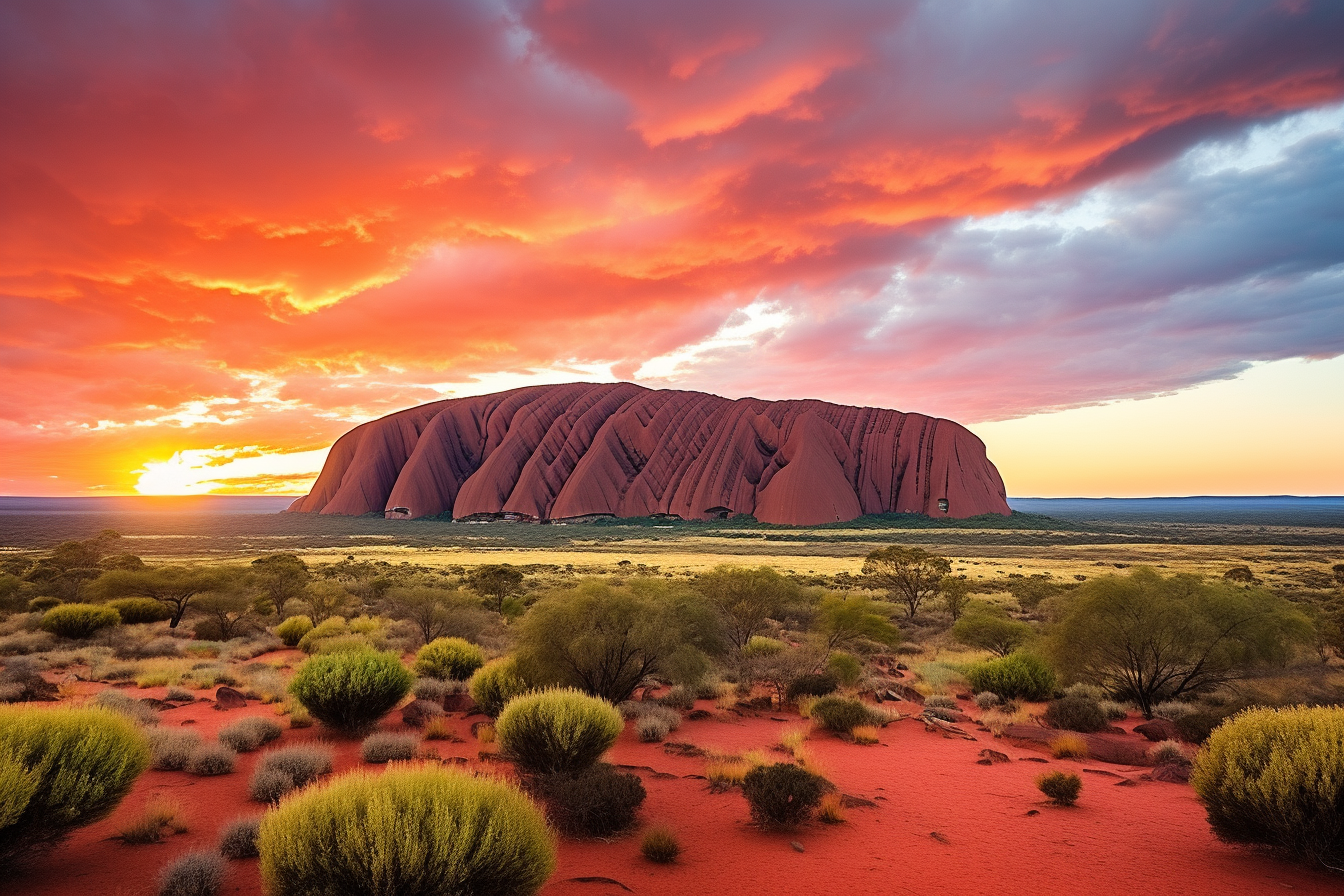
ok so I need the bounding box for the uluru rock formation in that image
[287,383,1009,526]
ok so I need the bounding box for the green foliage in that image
[288,649,413,735]
[38,603,120,639]
[1036,771,1082,806]
[1192,706,1344,868]
[641,826,681,863]
[414,637,486,681]
[1047,568,1312,716]
[382,585,492,645]
[692,566,806,651]
[258,766,555,896]
[28,596,62,613]
[496,688,623,775]
[1044,694,1110,733]
[952,608,1034,657]
[250,553,310,618]
[862,546,951,619]
[533,763,646,837]
[965,652,1056,701]
[812,594,901,655]
[515,579,721,703]
[785,672,839,702]
[741,635,786,658]
[741,763,826,828]
[275,615,313,647]
[0,706,150,866]
[466,564,525,614]
[469,657,530,717]
[108,597,175,624]
[809,695,876,734]
[91,566,230,628]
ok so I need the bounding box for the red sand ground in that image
[10,687,1340,896]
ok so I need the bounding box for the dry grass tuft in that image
[1050,733,1089,760]
[118,795,186,844]
[851,725,880,745]
[817,791,847,824]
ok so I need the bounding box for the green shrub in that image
[965,652,1056,701]
[109,598,174,625]
[786,672,839,702]
[496,688,623,775]
[288,649,412,735]
[158,850,223,896]
[1037,771,1082,806]
[741,763,826,828]
[275,616,313,648]
[28,597,62,613]
[641,826,680,863]
[38,603,120,639]
[533,763,646,837]
[258,767,555,896]
[825,652,864,688]
[1043,694,1109,733]
[742,636,786,658]
[414,637,486,681]
[219,716,283,752]
[1176,706,1238,744]
[469,656,530,717]
[809,695,875,734]
[0,706,150,866]
[1192,706,1344,868]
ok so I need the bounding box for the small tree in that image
[952,606,1033,657]
[302,581,350,625]
[381,585,491,646]
[467,565,524,614]
[1048,568,1312,717]
[91,566,230,628]
[692,565,807,651]
[941,577,973,621]
[862,546,950,619]
[192,589,261,640]
[249,554,310,618]
[811,594,900,658]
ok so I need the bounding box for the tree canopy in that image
[861,546,950,619]
[90,565,233,628]
[692,565,808,651]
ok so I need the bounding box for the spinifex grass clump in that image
[741,762,826,829]
[258,767,555,896]
[38,603,120,639]
[496,689,623,776]
[1192,705,1344,869]
[0,706,150,867]
[219,717,283,752]
[641,826,681,863]
[469,657,530,716]
[414,637,485,682]
[1037,771,1082,806]
[965,653,1055,701]
[809,695,875,735]
[248,745,333,803]
[1050,733,1089,759]
[288,649,412,736]
[275,616,313,648]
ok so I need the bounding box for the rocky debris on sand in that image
[213,686,246,709]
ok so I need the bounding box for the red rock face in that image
[287,383,1010,525]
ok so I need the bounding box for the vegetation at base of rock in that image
[1037,771,1082,806]
[1050,733,1089,759]
[741,762,827,828]
[1192,706,1344,869]
[257,767,555,896]
[287,649,412,735]
[496,688,623,775]
[0,706,150,867]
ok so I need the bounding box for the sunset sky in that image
[2,0,1342,498]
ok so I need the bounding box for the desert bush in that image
[809,695,875,734]
[218,716,283,753]
[965,652,1056,701]
[38,603,120,639]
[952,610,1033,657]
[658,684,696,710]
[1044,694,1109,733]
[469,656,530,717]
[742,635,786,657]
[741,763,826,829]
[28,597,62,613]
[924,694,958,709]
[1149,740,1190,766]
[497,689,623,776]
[641,826,680,863]
[219,817,260,860]
[414,637,486,681]
[825,651,864,688]
[1192,705,1344,868]
[413,676,461,704]
[165,686,194,702]
[637,715,672,742]
[118,795,184,843]
[186,743,237,776]
[1176,706,1239,744]
[248,744,333,803]
[361,732,418,763]
[785,672,839,702]
[158,850,224,896]
[109,598,175,625]
[288,648,412,735]
[274,616,313,647]
[1037,771,1082,806]
[1050,733,1089,759]
[423,717,460,742]
[533,762,646,837]
[148,728,203,771]
[257,767,555,896]
[0,630,57,656]
[91,688,160,725]
[1153,700,1197,720]
[974,691,1001,710]
[0,706,150,866]
[0,657,57,702]
[851,725,880,745]
[1099,700,1129,721]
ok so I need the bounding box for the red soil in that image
[10,691,1339,896]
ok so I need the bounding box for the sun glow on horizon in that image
[133,446,331,496]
